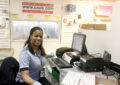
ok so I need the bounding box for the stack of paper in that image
[61,71,95,85]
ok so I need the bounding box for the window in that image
[12,21,59,40]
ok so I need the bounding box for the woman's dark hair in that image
[24,27,46,56]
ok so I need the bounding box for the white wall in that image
[109,2,120,65]
[80,1,120,65]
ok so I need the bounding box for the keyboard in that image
[51,58,72,69]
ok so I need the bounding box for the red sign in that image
[22,2,54,14]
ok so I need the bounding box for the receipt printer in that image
[79,55,105,72]
[62,52,80,65]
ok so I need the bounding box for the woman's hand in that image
[45,51,55,58]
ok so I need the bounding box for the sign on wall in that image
[10,0,62,20]
[94,5,112,17]
[22,2,54,14]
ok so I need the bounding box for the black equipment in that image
[102,51,115,76]
[55,33,105,72]
[56,47,73,58]
[71,33,88,55]
[79,55,104,72]
[58,33,87,65]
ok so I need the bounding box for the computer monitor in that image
[72,33,88,55]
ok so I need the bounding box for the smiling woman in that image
[30,30,43,47]
[15,27,51,85]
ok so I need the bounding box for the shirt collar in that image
[28,43,41,56]
[28,43,35,55]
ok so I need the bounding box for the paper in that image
[26,14,34,20]
[61,71,95,85]
[54,16,61,21]
[0,18,5,27]
[62,53,72,64]
[95,5,112,17]
[44,15,51,20]
[11,14,19,19]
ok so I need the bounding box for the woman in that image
[16,27,51,85]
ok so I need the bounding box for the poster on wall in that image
[10,0,62,20]
[94,5,112,17]
[22,2,54,14]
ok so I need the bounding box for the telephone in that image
[102,51,115,76]
[103,51,111,62]
[103,51,111,68]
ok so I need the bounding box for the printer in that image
[56,33,105,72]
[62,52,80,65]
[62,52,105,72]
[79,55,105,72]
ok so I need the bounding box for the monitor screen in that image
[72,33,87,55]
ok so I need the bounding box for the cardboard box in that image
[94,24,106,30]
[82,24,94,29]
[81,24,106,30]
[96,77,118,85]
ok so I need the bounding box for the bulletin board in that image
[12,21,59,40]
[0,0,10,48]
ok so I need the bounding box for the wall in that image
[9,0,120,65]
[108,2,120,65]
[61,0,116,47]
[82,1,120,65]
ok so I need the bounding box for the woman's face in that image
[30,30,43,47]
